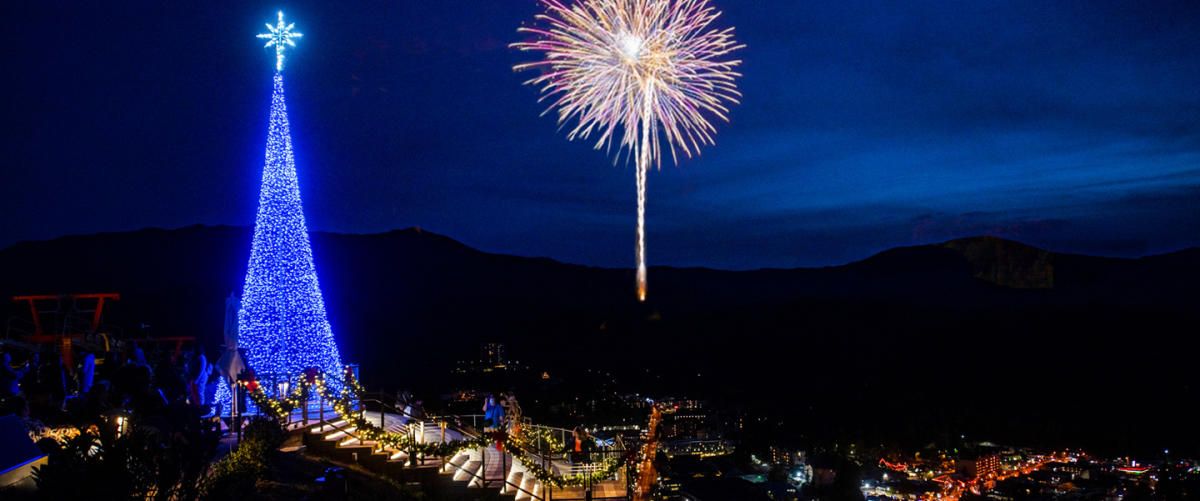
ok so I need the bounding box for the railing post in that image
[302,389,309,426]
[409,425,417,467]
[231,382,241,443]
[585,459,593,501]
[544,453,553,501]
[357,386,364,416]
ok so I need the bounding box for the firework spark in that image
[513,0,743,301]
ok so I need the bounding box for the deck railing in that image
[259,385,635,500]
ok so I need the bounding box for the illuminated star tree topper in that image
[257,10,303,72]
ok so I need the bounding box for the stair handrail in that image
[321,385,632,499]
[312,412,376,451]
[357,390,483,434]
[502,454,543,500]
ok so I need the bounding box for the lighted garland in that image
[248,370,629,488]
[516,426,565,453]
[506,425,624,487]
[329,371,499,457]
[562,455,622,487]
[245,372,316,420]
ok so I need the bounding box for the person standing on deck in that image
[484,394,506,431]
[505,392,522,435]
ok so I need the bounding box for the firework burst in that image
[513,0,743,301]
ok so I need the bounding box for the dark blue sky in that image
[3,1,1198,268]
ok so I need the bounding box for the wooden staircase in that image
[298,414,549,499]
[293,410,631,500]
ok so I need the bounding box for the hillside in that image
[1,226,1198,454]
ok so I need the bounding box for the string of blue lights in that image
[217,13,343,414]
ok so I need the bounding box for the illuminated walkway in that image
[298,409,632,500]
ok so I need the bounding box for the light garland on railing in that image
[507,425,624,487]
[247,369,630,488]
[516,426,565,453]
[562,455,622,486]
[244,372,315,420]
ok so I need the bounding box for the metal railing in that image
[283,386,635,500]
[357,393,440,466]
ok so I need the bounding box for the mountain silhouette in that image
[1,226,1197,455]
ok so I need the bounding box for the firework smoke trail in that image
[636,87,650,301]
[513,0,743,301]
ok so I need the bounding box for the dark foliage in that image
[200,417,283,500]
[33,415,219,500]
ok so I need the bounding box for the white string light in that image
[219,13,342,415]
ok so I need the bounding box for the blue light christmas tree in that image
[217,12,343,413]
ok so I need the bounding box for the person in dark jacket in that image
[570,426,595,464]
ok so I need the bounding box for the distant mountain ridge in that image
[3,225,1194,286]
[1,225,1198,455]
[942,236,1056,288]
[2,225,1197,333]
[2,224,1195,373]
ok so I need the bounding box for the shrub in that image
[33,420,217,501]
[200,417,284,499]
[243,416,285,450]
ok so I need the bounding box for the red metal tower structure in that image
[8,293,120,369]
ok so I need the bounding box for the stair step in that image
[453,460,481,483]
[308,420,348,433]
[516,474,536,501]
[504,471,524,496]
[440,452,466,474]
[325,426,357,440]
[338,437,376,447]
[469,460,486,488]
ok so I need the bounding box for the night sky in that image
[3,1,1198,269]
